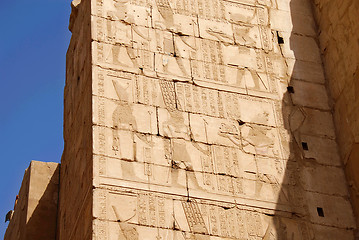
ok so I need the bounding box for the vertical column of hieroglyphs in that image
[59,0,94,239]
[90,0,356,239]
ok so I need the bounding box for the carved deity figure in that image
[111,80,137,155]
[111,80,153,180]
[171,140,204,191]
[154,0,193,77]
[106,0,151,69]
[159,80,204,190]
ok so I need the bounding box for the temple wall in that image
[5,0,359,239]
[57,0,94,239]
[313,0,359,231]
[4,161,59,240]
[90,0,356,239]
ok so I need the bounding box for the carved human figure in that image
[241,112,275,156]
[107,0,151,69]
[171,140,204,191]
[112,206,138,240]
[112,80,137,154]
[112,80,152,181]
[162,110,190,139]
[218,123,241,146]
[159,81,204,190]
[160,80,190,139]
[154,0,192,77]
[235,49,267,91]
[108,0,135,23]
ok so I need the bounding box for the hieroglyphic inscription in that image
[171,0,226,20]
[97,70,107,176]
[137,193,168,228]
[143,147,152,176]
[96,186,316,239]
[196,204,265,238]
[181,200,208,234]
[246,211,263,237]
[159,80,178,111]
[64,0,357,236]
[213,146,240,177]
[176,83,220,116]
[96,221,108,240]
[95,0,104,17]
[176,82,277,126]
[201,155,215,188]
[88,0,354,238]
[98,190,107,219]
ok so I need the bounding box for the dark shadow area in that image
[25,164,60,240]
[4,163,60,240]
[272,0,356,239]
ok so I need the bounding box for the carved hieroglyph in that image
[86,0,357,239]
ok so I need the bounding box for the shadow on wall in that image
[273,0,356,238]
[25,165,60,240]
[4,163,60,240]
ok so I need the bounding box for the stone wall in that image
[313,0,359,231]
[57,0,94,239]
[4,1,359,239]
[4,161,59,240]
[89,0,356,238]
[4,167,30,240]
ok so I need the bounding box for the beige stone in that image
[9,0,359,238]
[270,9,316,36]
[301,165,349,196]
[155,53,192,81]
[306,192,356,228]
[291,107,336,138]
[190,113,241,147]
[300,134,342,166]
[4,161,59,240]
[290,80,330,110]
[280,33,322,63]
[286,59,326,84]
[158,108,190,140]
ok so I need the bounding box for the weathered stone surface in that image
[313,0,359,231]
[4,161,59,240]
[87,0,357,238]
[289,80,330,110]
[7,0,358,239]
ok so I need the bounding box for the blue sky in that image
[0,0,71,237]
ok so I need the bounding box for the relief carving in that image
[171,139,205,191]
[112,80,137,155]
[112,206,139,240]
[159,80,191,140]
[241,123,279,158]
[102,0,152,71]
[86,0,353,236]
[180,200,211,240]
[218,122,241,147]
[111,79,156,182]
[233,24,259,48]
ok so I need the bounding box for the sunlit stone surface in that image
[5,0,359,239]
